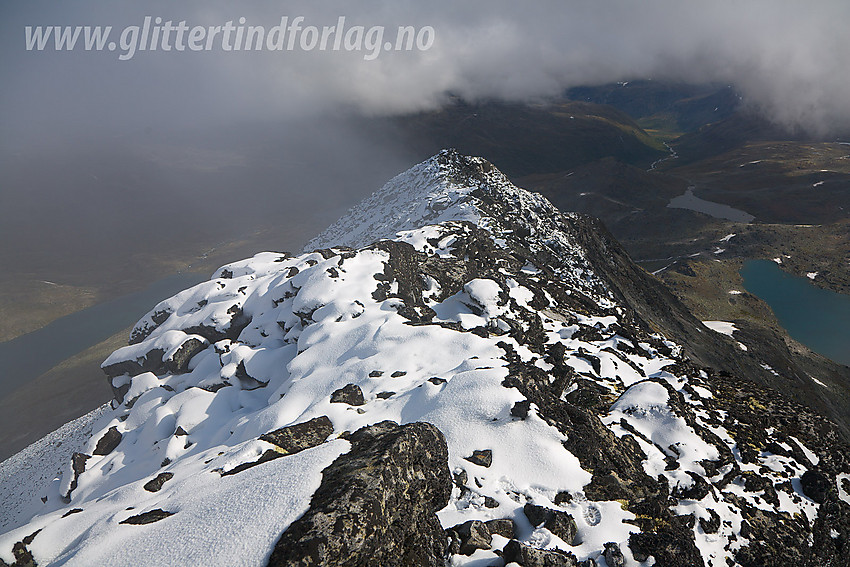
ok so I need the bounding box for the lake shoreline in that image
[741,259,850,366]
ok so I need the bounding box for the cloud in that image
[2,0,849,146]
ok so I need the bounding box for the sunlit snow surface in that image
[0,152,830,566]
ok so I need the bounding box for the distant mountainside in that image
[667,112,805,166]
[1,151,848,566]
[364,98,667,177]
[566,80,741,136]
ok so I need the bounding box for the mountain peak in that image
[306,149,506,250]
[308,149,609,301]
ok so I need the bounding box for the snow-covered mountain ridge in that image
[1,150,848,567]
[305,149,609,301]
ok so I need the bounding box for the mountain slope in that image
[365,99,667,178]
[1,151,849,567]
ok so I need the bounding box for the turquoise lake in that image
[741,259,850,366]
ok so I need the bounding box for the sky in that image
[1,0,849,288]
[2,0,850,149]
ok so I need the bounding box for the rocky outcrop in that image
[267,421,452,567]
[91,426,122,456]
[102,333,208,381]
[329,384,365,406]
[260,416,335,455]
[523,503,578,545]
[503,539,578,566]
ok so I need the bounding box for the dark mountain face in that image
[360,98,667,177]
[669,111,808,165]
[566,80,742,135]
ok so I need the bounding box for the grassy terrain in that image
[665,141,850,224]
[636,114,686,141]
[0,282,98,343]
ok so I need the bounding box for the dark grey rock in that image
[512,399,531,419]
[235,360,269,389]
[485,518,515,539]
[554,492,573,505]
[103,338,211,404]
[465,449,493,468]
[602,542,625,567]
[801,470,831,504]
[260,416,334,455]
[129,308,172,345]
[330,384,365,406]
[671,471,711,501]
[523,503,578,545]
[698,509,720,534]
[119,509,174,525]
[220,449,281,477]
[453,469,468,489]
[502,539,578,566]
[143,472,174,493]
[92,426,122,456]
[267,421,451,567]
[63,452,90,500]
[449,520,492,555]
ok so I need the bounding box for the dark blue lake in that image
[741,259,850,366]
[0,272,207,399]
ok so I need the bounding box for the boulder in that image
[523,503,578,545]
[92,426,122,456]
[502,539,578,567]
[268,421,452,566]
[330,384,365,406]
[464,449,493,467]
[602,542,625,567]
[801,470,831,504]
[448,520,491,555]
[260,416,334,455]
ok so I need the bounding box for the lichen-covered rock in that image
[267,421,452,567]
[502,539,578,567]
[260,416,334,455]
[464,449,492,468]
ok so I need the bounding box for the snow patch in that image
[702,321,737,336]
